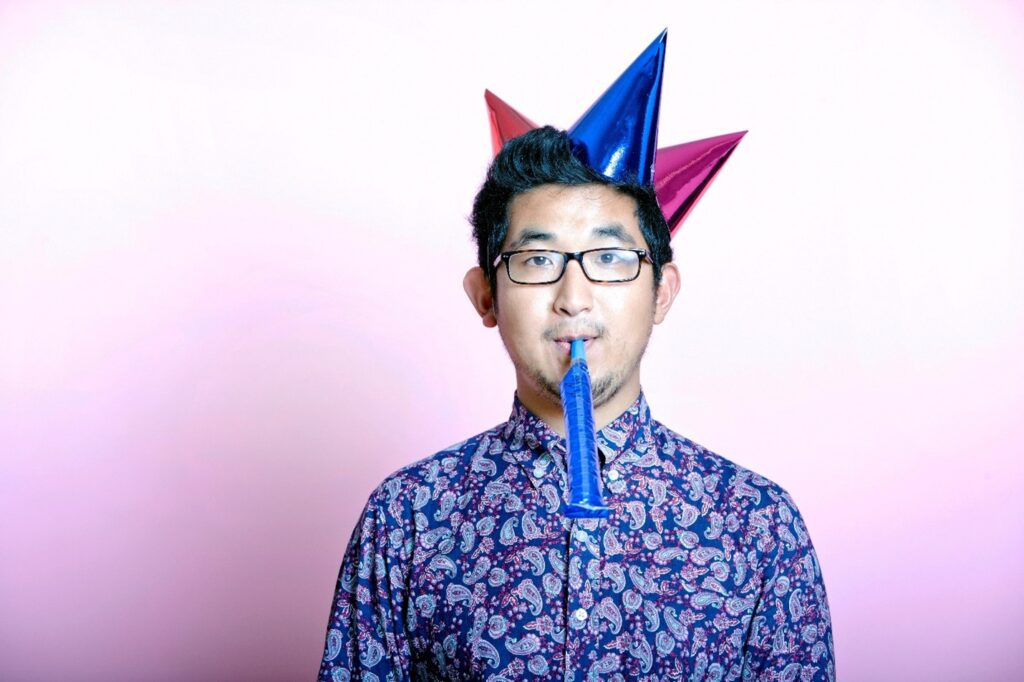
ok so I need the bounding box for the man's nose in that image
[553,259,594,316]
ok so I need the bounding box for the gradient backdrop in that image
[2,1,1023,680]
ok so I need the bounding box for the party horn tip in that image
[570,338,586,361]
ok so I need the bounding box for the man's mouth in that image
[553,335,597,355]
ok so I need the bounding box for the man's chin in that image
[589,374,624,409]
[527,364,627,410]
[541,373,622,406]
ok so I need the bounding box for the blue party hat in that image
[567,30,666,185]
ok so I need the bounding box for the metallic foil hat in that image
[485,31,746,237]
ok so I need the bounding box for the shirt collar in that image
[502,391,654,487]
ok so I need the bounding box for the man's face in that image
[487,183,677,413]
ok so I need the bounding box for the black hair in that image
[470,126,673,294]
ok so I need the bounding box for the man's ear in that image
[653,262,681,325]
[463,267,498,328]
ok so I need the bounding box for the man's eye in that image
[524,255,554,267]
[597,251,624,264]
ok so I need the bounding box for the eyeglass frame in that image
[492,247,653,285]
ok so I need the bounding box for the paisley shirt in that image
[319,393,834,681]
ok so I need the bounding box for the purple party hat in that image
[654,131,747,234]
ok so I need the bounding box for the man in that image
[319,34,833,682]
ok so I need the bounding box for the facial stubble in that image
[496,280,660,413]
[530,329,653,411]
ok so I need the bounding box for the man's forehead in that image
[505,183,642,245]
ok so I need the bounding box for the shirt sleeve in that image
[741,491,835,681]
[318,490,413,682]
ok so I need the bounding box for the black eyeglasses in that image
[492,248,651,284]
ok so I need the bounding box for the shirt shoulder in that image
[650,420,827,587]
[361,422,510,519]
[650,418,806,521]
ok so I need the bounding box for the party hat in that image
[567,30,667,185]
[485,90,538,156]
[654,131,747,234]
[484,30,745,236]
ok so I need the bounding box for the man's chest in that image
[404,471,766,681]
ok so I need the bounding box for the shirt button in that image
[607,469,621,481]
[573,607,588,622]
[574,530,589,543]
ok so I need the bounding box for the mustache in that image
[543,323,606,341]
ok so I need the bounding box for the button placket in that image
[566,518,603,641]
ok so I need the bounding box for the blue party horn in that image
[561,339,611,519]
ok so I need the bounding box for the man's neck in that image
[515,376,641,437]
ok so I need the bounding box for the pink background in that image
[2,2,1023,680]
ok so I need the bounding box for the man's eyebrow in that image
[505,224,638,250]
[592,224,638,246]
[506,228,554,250]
